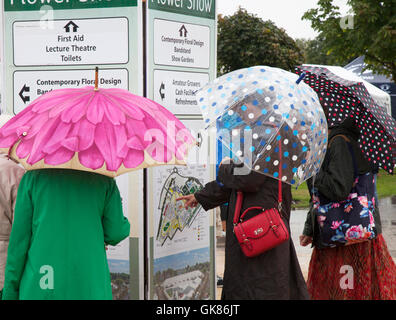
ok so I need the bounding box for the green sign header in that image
[4,0,137,11]
[149,0,215,19]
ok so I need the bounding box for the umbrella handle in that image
[94,67,99,91]
[196,132,202,147]
[7,130,27,160]
[296,72,306,84]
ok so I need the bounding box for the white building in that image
[162,270,203,300]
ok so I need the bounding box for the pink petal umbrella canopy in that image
[0,86,195,177]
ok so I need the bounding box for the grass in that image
[291,169,396,209]
[376,169,396,198]
[291,182,310,209]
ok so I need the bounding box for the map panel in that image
[156,168,204,246]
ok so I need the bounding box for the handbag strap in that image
[278,138,283,211]
[346,142,358,179]
[233,191,244,225]
[233,139,283,225]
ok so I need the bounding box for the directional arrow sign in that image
[64,21,79,33]
[13,69,128,114]
[159,82,165,100]
[154,19,210,68]
[13,18,128,66]
[153,70,208,115]
[19,84,30,104]
[179,25,188,37]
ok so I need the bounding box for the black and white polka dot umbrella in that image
[295,65,396,174]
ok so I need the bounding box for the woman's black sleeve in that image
[194,181,231,211]
[217,161,268,193]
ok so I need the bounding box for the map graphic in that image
[156,168,204,246]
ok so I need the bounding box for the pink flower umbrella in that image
[0,71,195,177]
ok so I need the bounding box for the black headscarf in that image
[329,117,376,174]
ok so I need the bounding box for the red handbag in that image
[232,143,289,258]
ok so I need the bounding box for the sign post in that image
[145,0,217,300]
[1,0,218,300]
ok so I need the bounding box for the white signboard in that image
[153,19,210,68]
[13,17,129,66]
[150,118,213,300]
[153,69,208,115]
[151,118,211,261]
[13,68,128,114]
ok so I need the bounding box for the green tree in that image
[302,0,396,82]
[217,8,304,75]
[296,36,350,66]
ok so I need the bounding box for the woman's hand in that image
[299,235,313,247]
[219,157,232,166]
[177,194,198,209]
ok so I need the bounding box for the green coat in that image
[2,169,130,300]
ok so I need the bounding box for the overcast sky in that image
[216,0,351,40]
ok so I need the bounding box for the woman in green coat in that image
[2,169,130,300]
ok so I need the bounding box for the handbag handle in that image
[233,181,283,225]
[239,206,265,222]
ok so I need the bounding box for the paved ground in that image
[215,196,396,299]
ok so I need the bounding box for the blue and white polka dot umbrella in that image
[196,66,328,186]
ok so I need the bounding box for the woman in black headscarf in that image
[299,117,396,300]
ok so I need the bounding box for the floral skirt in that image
[307,234,396,300]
